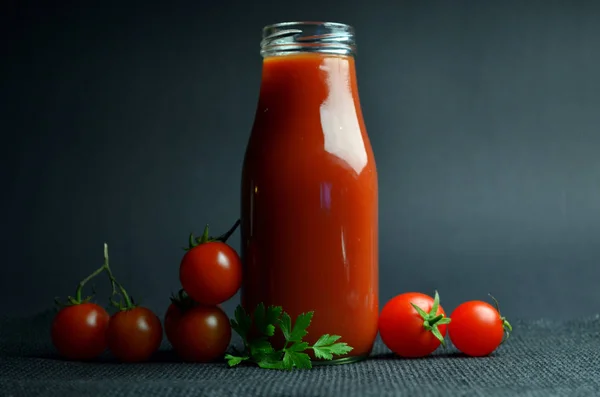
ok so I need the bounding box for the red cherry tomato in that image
[164,289,200,349]
[107,306,163,362]
[173,305,231,363]
[51,303,110,360]
[378,292,449,358]
[179,242,242,305]
[448,299,512,357]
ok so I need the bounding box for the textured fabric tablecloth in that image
[0,311,599,397]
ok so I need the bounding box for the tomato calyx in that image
[488,294,512,343]
[410,290,451,346]
[169,289,198,312]
[184,219,241,251]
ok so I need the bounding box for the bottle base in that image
[311,353,370,366]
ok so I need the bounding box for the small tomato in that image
[51,303,110,360]
[179,242,242,306]
[448,297,512,357]
[173,305,231,363]
[107,306,163,362]
[378,291,450,358]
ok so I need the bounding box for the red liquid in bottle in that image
[241,23,378,361]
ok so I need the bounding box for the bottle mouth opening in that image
[260,21,356,57]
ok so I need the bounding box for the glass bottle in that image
[240,21,378,364]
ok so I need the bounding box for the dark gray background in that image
[2,0,599,321]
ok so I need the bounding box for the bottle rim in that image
[260,21,356,57]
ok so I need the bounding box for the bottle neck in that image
[260,22,356,58]
[258,52,359,109]
[253,52,368,175]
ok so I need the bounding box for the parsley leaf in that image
[289,341,310,352]
[312,333,354,360]
[289,312,313,342]
[225,303,354,370]
[254,303,282,337]
[284,350,312,369]
[313,333,342,347]
[276,311,292,340]
[257,359,286,370]
[230,305,252,340]
[224,354,248,367]
[249,339,275,357]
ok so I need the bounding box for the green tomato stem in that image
[73,261,109,303]
[103,243,134,310]
[185,219,241,251]
[427,314,444,327]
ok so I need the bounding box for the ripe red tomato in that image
[51,303,110,360]
[448,299,511,357]
[164,289,200,349]
[179,242,242,305]
[378,292,449,358]
[173,305,231,363]
[107,306,163,362]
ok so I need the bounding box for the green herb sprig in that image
[224,303,353,370]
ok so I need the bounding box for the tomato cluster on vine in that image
[52,243,164,362]
[51,220,242,363]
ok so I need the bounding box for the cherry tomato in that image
[173,305,231,363]
[107,306,163,362]
[448,299,512,357]
[51,303,110,360]
[179,242,242,305]
[378,292,449,358]
[164,289,200,349]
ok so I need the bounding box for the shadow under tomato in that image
[27,345,495,364]
[25,349,229,365]
[370,351,474,360]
